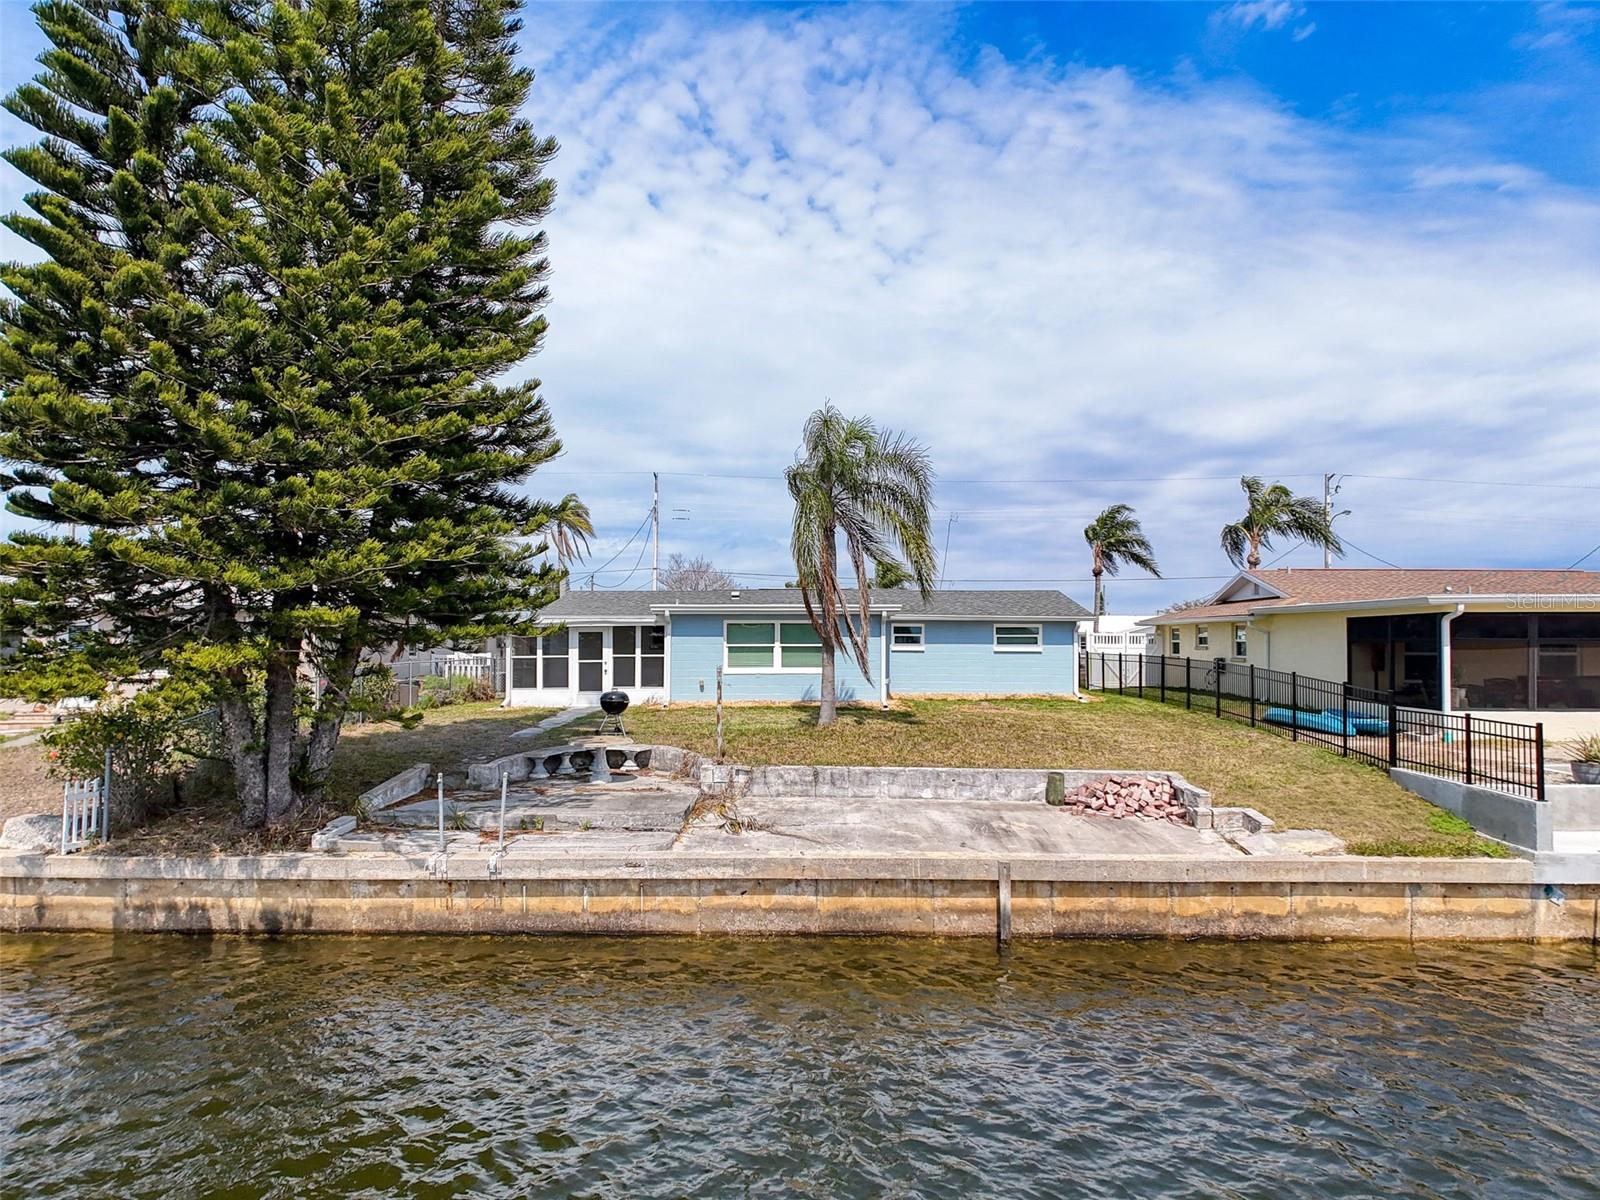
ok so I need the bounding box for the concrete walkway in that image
[510,706,596,739]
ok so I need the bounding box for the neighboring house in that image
[1141,568,1600,735]
[500,589,1088,707]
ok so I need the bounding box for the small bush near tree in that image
[42,687,220,829]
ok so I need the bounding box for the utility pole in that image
[651,472,661,591]
[1323,473,1336,568]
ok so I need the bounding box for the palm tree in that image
[1082,504,1161,632]
[1220,476,1342,570]
[787,405,937,726]
[531,493,594,585]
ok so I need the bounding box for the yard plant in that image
[0,0,575,826]
[786,405,937,726]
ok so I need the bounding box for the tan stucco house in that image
[1141,568,1600,737]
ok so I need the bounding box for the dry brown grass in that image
[67,703,559,856]
[0,741,60,826]
[616,695,1507,856]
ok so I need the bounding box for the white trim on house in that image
[993,623,1043,652]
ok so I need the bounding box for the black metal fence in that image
[1082,652,1547,802]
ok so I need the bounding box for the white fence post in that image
[59,776,104,854]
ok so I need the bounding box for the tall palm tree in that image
[1220,476,1342,570]
[531,493,594,585]
[787,405,937,726]
[1082,504,1161,632]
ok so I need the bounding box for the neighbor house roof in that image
[1143,568,1600,625]
[539,588,1090,622]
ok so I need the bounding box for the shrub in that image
[42,692,217,828]
[1562,734,1600,764]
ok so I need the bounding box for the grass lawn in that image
[324,702,559,807]
[612,695,1508,857]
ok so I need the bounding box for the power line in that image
[597,524,654,589]
[1568,541,1600,569]
[537,467,1600,492]
[1340,538,1404,569]
[578,510,652,581]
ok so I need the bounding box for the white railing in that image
[60,777,105,853]
[433,653,492,677]
[1082,631,1155,654]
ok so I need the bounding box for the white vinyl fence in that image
[59,775,106,854]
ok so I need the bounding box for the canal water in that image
[2,936,1596,1198]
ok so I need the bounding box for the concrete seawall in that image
[4,853,1596,941]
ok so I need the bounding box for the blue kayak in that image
[1262,707,1390,736]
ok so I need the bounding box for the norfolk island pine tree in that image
[0,0,577,826]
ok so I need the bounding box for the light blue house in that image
[501,589,1089,707]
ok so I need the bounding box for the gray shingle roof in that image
[538,588,1089,620]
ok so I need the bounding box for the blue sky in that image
[2,1,1598,610]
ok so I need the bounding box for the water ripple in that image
[2,935,1597,1198]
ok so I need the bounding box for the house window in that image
[1196,625,1210,651]
[611,625,666,689]
[1169,627,1180,655]
[508,630,569,689]
[725,621,823,671]
[892,623,925,650]
[994,624,1042,652]
[780,623,823,668]
[1233,624,1248,659]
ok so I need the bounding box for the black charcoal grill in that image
[597,689,630,735]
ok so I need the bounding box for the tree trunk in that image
[819,637,837,726]
[1092,565,1104,632]
[299,638,362,805]
[263,636,302,825]
[817,531,839,727]
[219,687,267,828]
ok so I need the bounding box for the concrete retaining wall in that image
[1390,769,1551,851]
[1549,784,1600,832]
[701,765,1211,806]
[4,853,1595,941]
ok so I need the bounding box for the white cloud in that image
[1212,1,1306,35]
[509,7,1600,602]
[1,5,1597,604]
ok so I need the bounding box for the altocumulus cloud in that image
[510,5,1600,600]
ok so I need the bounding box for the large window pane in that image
[1452,614,1529,709]
[614,654,636,687]
[542,631,569,688]
[643,626,666,655]
[511,656,538,688]
[614,626,636,657]
[641,655,665,686]
[727,623,775,669]
[728,644,775,668]
[779,623,823,668]
[1536,614,1600,641]
[995,624,1041,648]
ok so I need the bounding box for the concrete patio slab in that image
[670,796,1238,858]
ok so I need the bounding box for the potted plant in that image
[1564,735,1600,784]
